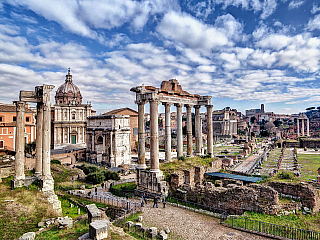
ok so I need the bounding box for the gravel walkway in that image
[140,202,273,240]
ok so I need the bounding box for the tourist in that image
[162,197,166,208]
[153,195,158,208]
[142,193,147,204]
[140,196,144,207]
[95,187,97,195]
[101,182,104,189]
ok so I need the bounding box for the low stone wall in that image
[267,181,320,213]
[171,182,280,215]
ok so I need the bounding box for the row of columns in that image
[297,118,310,137]
[137,101,213,172]
[14,86,54,188]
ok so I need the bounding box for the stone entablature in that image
[86,114,131,167]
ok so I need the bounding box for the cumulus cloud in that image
[307,14,320,31]
[156,11,230,51]
[311,3,320,14]
[288,0,305,9]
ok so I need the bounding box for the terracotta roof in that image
[103,107,138,116]
[0,103,35,113]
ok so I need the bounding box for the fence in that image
[224,216,320,240]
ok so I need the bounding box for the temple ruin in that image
[295,113,310,137]
[131,79,212,196]
[12,84,61,213]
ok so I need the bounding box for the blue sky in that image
[1,0,320,114]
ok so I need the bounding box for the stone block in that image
[164,227,170,234]
[126,221,134,228]
[138,215,143,222]
[37,222,44,228]
[89,219,109,240]
[149,227,158,238]
[86,204,101,223]
[58,217,73,229]
[19,232,35,240]
[158,230,168,240]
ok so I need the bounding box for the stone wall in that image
[170,159,222,189]
[171,182,279,215]
[268,181,320,212]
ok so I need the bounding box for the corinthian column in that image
[14,101,26,183]
[150,99,159,172]
[206,105,213,156]
[175,103,183,157]
[307,118,310,137]
[186,105,193,156]
[163,102,171,162]
[42,100,52,180]
[137,102,146,169]
[302,119,305,136]
[195,105,201,156]
[35,102,43,178]
[297,119,300,137]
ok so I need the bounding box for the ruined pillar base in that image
[40,178,54,192]
[45,190,62,215]
[135,169,168,197]
[11,176,37,189]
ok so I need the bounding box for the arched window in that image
[72,113,75,120]
[97,136,103,144]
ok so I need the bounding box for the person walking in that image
[162,197,166,208]
[142,193,147,204]
[95,187,98,195]
[140,196,144,207]
[153,195,158,208]
[101,182,104,189]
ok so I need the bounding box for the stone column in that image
[302,119,305,136]
[297,119,300,137]
[42,100,52,181]
[137,102,146,169]
[150,100,159,172]
[13,101,26,184]
[206,105,213,156]
[307,118,310,136]
[175,103,183,158]
[110,131,114,166]
[102,132,106,161]
[195,105,201,156]
[186,105,193,156]
[35,102,43,178]
[163,102,171,162]
[92,130,95,152]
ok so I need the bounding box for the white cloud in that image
[256,34,293,50]
[156,11,230,51]
[288,0,304,9]
[260,0,277,19]
[307,14,320,31]
[311,3,320,14]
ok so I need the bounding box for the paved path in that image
[140,203,272,240]
[233,150,263,173]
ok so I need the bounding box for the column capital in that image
[194,105,201,109]
[185,104,193,109]
[149,99,160,105]
[137,101,146,105]
[43,101,50,111]
[14,101,26,112]
[162,102,172,107]
[174,103,183,107]
[206,104,213,109]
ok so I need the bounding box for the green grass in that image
[112,182,137,191]
[59,196,86,218]
[231,211,320,232]
[298,154,320,182]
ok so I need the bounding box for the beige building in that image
[53,69,95,149]
[212,107,238,139]
[86,114,131,167]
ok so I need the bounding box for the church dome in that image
[55,69,82,105]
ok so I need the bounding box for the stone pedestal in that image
[40,178,54,192]
[136,169,168,197]
[89,220,109,240]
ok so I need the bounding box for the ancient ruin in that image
[295,113,310,137]
[131,79,212,196]
[12,84,61,213]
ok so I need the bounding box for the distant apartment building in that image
[0,103,36,151]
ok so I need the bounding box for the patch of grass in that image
[298,154,320,182]
[58,196,86,218]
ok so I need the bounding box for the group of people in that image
[141,193,166,208]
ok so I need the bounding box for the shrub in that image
[85,172,105,184]
[178,156,185,161]
[50,159,61,165]
[103,170,120,181]
[277,171,295,180]
[77,164,99,175]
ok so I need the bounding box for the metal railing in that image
[224,216,320,240]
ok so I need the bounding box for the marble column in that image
[110,131,114,166]
[307,118,310,136]
[195,105,201,156]
[14,101,26,182]
[302,119,305,136]
[297,119,300,137]
[35,102,43,178]
[102,132,106,161]
[206,105,213,156]
[150,100,159,172]
[42,100,52,180]
[186,105,193,156]
[92,130,95,152]
[175,103,183,157]
[163,102,171,162]
[137,102,146,169]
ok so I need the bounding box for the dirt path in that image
[234,150,263,173]
[140,203,272,240]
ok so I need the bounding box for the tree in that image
[273,119,282,127]
[265,122,275,131]
[250,116,256,123]
[85,172,104,184]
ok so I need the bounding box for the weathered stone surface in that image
[126,221,134,228]
[58,217,73,229]
[158,230,168,240]
[19,232,35,240]
[138,215,143,222]
[89,219,109,240]
[37,222,44,228]
[86,204,102,223]
[149,227,158,235]
[164,227,170,234]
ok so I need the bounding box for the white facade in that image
[86,114,131,167]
